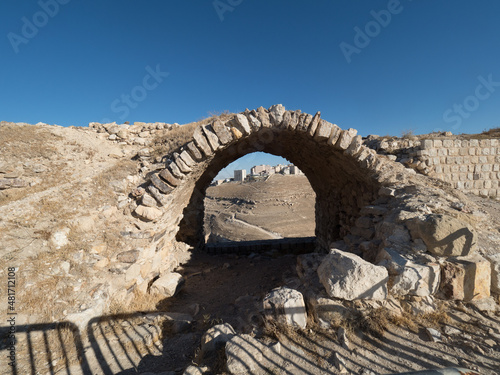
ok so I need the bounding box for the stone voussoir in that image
[150,173,174,194]
[193,127,213,157]
[307,111,322,137]
[201,124,221,152]
[211,118,233,144]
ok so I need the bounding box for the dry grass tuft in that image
[151,110,235,159]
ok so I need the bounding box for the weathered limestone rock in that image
[377,248,440,296]
[314,119,334,141]
[141,193,157,207]
[268,104,286,126]
[407,214,476,257]
[307,296,352,325]
[263,287,307,329]
[233,114,251,135]
[150,272,185,297]
[135,205,162,221]
[200,323,236,357]
[0,178,27,189]
[485,253,500,294]
[193,127,213,156]
[212,119,233,144]
[256,106,271,128]
[391,262,441,297]
[201,125,221,151]
[317,249,389,300]
[116,250,140,264]
[150,173,174,194]
[174,152,192,173]
[246,112,262,130]
[335,128,358,150]
[225,334,268,375]
[179,150,196,168]
[186,141,203,161]
[159,168,181,187]
[307,111,321,137]
[441,255,491,301]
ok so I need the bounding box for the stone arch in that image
[137,105,407,255]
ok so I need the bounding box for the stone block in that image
[212,119,233,144]
[150,272,185,297]
[179,150,196,167]
[441,255,491,301]
[307,111,321,137]
[317,249,389,300]
[186,141,203,161]
[159,167,180,187]
[202,124,221,151]
[314,119,334,141]
[135,205,162,221]
[268,104,286,126]
[150,173,174,194]
[246,112,262,130]
[193,127,213,156]
[256,106,271,128]
[485,253,500,294]
[263,287,307,329]
[335,128,358,150]
[406,214,476,257]
[233,113,251,135]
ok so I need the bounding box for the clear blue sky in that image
[2,1,500,177]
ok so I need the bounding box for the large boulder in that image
[407,214,476,257]
[263,287,307,329]
[317,249,389,301]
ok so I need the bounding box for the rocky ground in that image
[1,121,500,374]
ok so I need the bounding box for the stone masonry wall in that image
[365,135,500,198]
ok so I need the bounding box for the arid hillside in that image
[204,174,316,242]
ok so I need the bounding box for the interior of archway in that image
[175,127,381,251]
[203,152,316,245]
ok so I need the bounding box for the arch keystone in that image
[256,106,271,128]
[269,104,286,126]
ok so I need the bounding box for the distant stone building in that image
[290,165,303,175]
[234,169,247,182]
[251,164,271,175]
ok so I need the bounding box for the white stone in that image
[263,287,307,329]
[135,205,162,221]
[200,323,235,357]
[150,272,184,297]
[391,262,441,297]
[50,228,70,249]
[485,253,500,294]
[317,249,389,300]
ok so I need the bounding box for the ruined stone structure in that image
[89,104,496,304]
[135,104,411,251]
[365,135,500,198]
